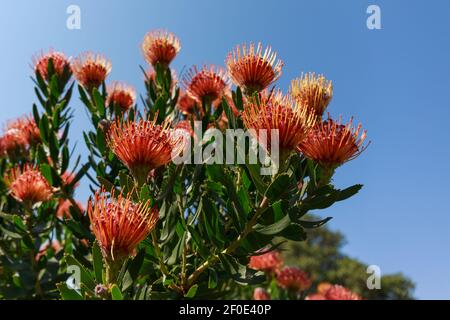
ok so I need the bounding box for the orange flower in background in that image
[242,90,316,152]
[141,30,180,67]
[106,81,136,111]
[276,266,312,292]
[56,199,84,219]
[249,249,283,273]
[306,284,362,300]
[107,118,183,184]
[0,128,28,159]
[182,65,230,104]
[5,165,53,206]
[1,115,41,153]
[290,73,333,117]
[61,171,79,189]
[87,188,159,263]
[72,52,111,90]
[33,49,71,81]
[226,42,283,94]
[177,90,198,116]
[298,116,368,170]
[35,240,62,262]
[253,288,271,300]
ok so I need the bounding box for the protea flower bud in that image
[106,81,136,112]
[253,288,271,300]
[290,73,333,117]
[276,266,312,292]
[33,49,71,82]
[72,52,112,91]
[141,30,180,67]
[182,65,230,105]
[107,118,183,185]
[249,249,283,273]
[87,188,159,283]
[226,42,283,95]
[298,116,368,170]
[5,165,53,207]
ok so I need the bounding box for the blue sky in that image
[1,0,449,299]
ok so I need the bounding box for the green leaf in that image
[279,224,307,241]
[57,283,84,300]
[185,284,198,298]
[128,248,145,281]
[93,88,105,117]
[40,163,53,186]
[299,217,332,229]
[245,164,267,196]
[265,173,290,201]
[110,284,123,300]
[254,214,291,235]
[92,241,103,283]
[208,269,218,289]
[64,254,96,291]
[336,184,363,201]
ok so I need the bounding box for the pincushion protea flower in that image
[298,116,368,170]
[249,249,283,273]
[276,266,312,291]
[290,73,333,117]
[5,165,53,207]
[107,118,183,185]
[182,65,230,104]
[226,42,283,94]
[106,81,136,111]
[33,49,71,81]
[72,52,111,91]
[306,284,362,300]
[253,288,271,300]
[177,90,198,116]
[0,115,41,156]
[87,188,159,282]
[56,199,84,219]
[242,90,316,153]
[141,30,180,67]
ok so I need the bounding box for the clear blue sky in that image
[0,0,449,299]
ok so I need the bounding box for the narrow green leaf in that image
[110,284,123,300]
[92,241,103,283]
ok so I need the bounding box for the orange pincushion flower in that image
[242,90,316,152]
[106,82,136,111]
[141,30,180,67]
[276,266,312,291]
[87,188,159,262]
[226,42,283,94]
[72,52,112,90]
[5,165,53,206]
[177,90,198,116]
[249,249,283,273]
[306,284,362,300]
[298,116,368,169]
[56,199,84,219]
[290,73,333,117]
[253,288,271,300]
[0,129,28,159]
[1,115,41,152]
[182,65,230,104]
[33,50,71,81]
[107,118,183,184]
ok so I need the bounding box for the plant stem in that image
[24,205,43,299]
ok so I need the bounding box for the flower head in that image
[276,266,312,292]
[298,116,368,170]
[226,42,283,94]
[0,115,41,158]
[249,249,283,273]
[253,288,271,300]
[242,90,316,152]
[177,90,198,116]
[182,65,230,104]
[141,30,180,67]
[107,118,183,185]
[72,52,111,90]
[88,188,159,263]
[306,284,362,300]
[5,165,53,206]
[33,49,71,82]
[56,199,84,219]
[106,82,136,112]
[290,73,333,117]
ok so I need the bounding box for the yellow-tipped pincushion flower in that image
[141,30,180,67]
[226,42,283,95]
[107,118,183,185]
[33,49,71,82]
[5,165,53,207]
[88,188,159,282]
[242,90,316,153]
[290,73,333,117]
[106,82,136,112]
[72,52,112,91]
[182,65,230,104]
[298,116,368,170]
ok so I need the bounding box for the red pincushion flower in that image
[177,90,198,116]
[276,266,312,291]
[242,90,315,152]
[290,73,333,117]
[298,116,368,170]
[72,52,112,90]
[107,118,183,184]
[87,188,159,263]
[253,288,271,300]
[306,284,362,300]
[0,115,41,158]
[141,30,180,67]
[249,249,283,273]
[226,42,283,94]
[106,82,136,111]
[5,165,53,206]
[33,50,71,81]
[182,65,230,104]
